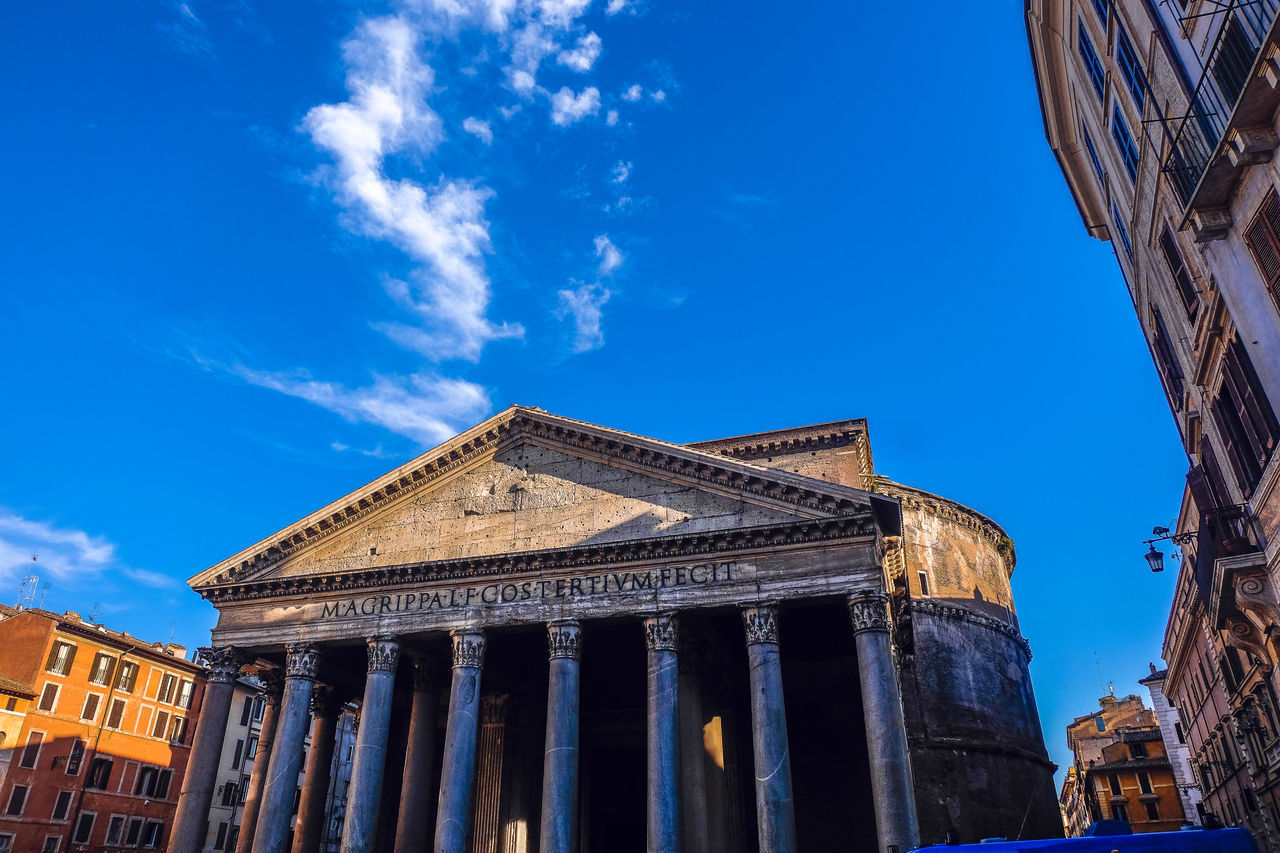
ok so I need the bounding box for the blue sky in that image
[1,1,1187,782]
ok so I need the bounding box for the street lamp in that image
[1142,526,1197,573]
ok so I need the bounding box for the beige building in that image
[1028,0,1280,844]
[168,408,1062,852]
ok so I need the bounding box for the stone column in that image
[644,613,681,853]
[393,655,439,853]
[434,629,487,853]
[253,644,321,853]
[540,620,582,853]
[171,647,243,853]
[291,686,341,853]
[471,694,510,853]
[340,637,401,853]
[742,604,797,853]
[237,669,285,853]
[678,638,710,853]
[848,590,920,853]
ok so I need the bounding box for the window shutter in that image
[1247,220,1280,283]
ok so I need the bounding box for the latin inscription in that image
[317,564,736,620]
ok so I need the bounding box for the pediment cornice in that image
[190,407,879,591]
[197,514,878,604]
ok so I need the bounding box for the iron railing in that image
[1188,503,1266,594]
[1163,0,1280,205]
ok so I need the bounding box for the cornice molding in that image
[195,408,876,590]
[908,599,1031,658]
[877,482,1015,570]
[198,515,876,605]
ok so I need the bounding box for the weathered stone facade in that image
[174,407,1059,852]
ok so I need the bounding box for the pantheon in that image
[170,407,1061,852]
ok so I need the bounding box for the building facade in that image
[170,407,1061,853]
[1139,663,1203,821]
[1061,693,1187,834]
[1028,0,1280,847]
[0,606,206,853]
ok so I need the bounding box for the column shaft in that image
[341,637,401,853]
[540,620,582,853]
[237,670,284,853]
[291,688,340,853]
[678,650,709,853]
[253,645,321,853]
[434,630,487,853]
[849,591,920,853]
[171,648,242,853]
[644,614,681,853]
[742,605,797,853]
[394,657,439,853]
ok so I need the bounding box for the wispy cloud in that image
[557,31,602,72]
[463,116,494,144]
[556,283,612,353]
[157,1,214,58]
[594,233,623,274]
[0,512,175,595]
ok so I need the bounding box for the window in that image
[1112,201,1133,259]
[1109,773,1122,795]
[1078,22,1106,102]
[917,570,931,596]
[1096,716,1107,732]
[4,786,28,817]
[1158,227,1200,318]
[1114,802,1130,823]
[20,731,44,768]
[153,710,170,739]
[247,735,259,759]
[1131,741,1148,758]
[40,837,59,853]
[1212,337,1280,494]
[156,674,177,704]
[81,693,102,722]
[125,817,144,846]
[3,698,13,711]
[155,769,172,800]
[232,739,244,770]
[1111,107,1139,183]
[239,697,252,728]
[176,679,194,709]
[107,697,126,729]
[38,683,59,712]
[45,641,76,676]
[1138,771,1153,793]
[142,820,163,848]
[1246,189,1280,309]
[214,822,229,851]
[88,652,117,686]
[252,696,264,722]
[73,812,96,845]
[115,661,139,693]
[106,815,126,845]
[66,738,84,775]
[136,766,170,798]
[1083,124,1106,184]
[52,790,73,821]
[239,781,248,804]
[221,781,238,807]
[170,716,187,744]
[1176,720,1186,743]
[1151,305,1185,405]
[87,756,113,790]
[0,833,13,853]
[1091,0,1107,24]
[1115,25,1146,109]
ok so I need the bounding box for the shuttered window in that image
[1246,189,1280,312]
[19,732,43,768]
[45,642,76,676]
[1151,305,1185,408]
[107,698,126,730]
[1159,227,1200,318]
[1212,337,1280,495]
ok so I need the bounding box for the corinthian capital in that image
[257,668,285,706]
[547,620,583,660]
[366,636,400,673]
[451,629,487,669]
[198,647,244,684]
[741,604,780,646]
[643,613,679,652]
[285,643,321,681]
[847,590,890,635]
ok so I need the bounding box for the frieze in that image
[547,620,583,660]
[209,411,874,585]
[741,604,780,645]
[198,646,243,684]
[452,630,487,668]
[285,643,321,680]
[366,637,400,673]
[848,590,891,635]
[907,599,1031,658]
[202,515,873,604]
[314,564,739,622]
[644,613,679,651]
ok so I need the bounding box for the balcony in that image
[1163,0,1280,228]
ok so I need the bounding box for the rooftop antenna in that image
[38,580,49,609]
[91,603,102,624]
[1094,651,1106,695]
[169,620,176,644]
[18,556,39,610]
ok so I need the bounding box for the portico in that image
[175,407,920,853]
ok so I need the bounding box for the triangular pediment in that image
[190,407,877,589]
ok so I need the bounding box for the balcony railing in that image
[1163,0,1280,205]
[1190,503,1266,597]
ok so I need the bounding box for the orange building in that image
[0,605,206,853]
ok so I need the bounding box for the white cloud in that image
[594,233,623,274]
[605,0,629,13]
[556,283,612,353]
[611,160,632,183]
[538,0,591,27]
[463,116,493,144]
[621,83,643,102]
[557,31,601,72]
[224,362,492,446]
[606,109,619,126]
[303,15,520,361]
[651,89,666,103]
[550,86,600,126]
[0,512,176,593]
